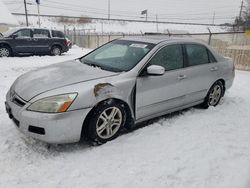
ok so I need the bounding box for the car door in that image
[12,29,33,53]
[32,29,51,53]
[181,43,221,104]
[136,44,187,120]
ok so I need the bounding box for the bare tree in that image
[235,0,250,30]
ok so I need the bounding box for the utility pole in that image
[238,0,244,31]
[23,0,29,26]
[36,0,41,27]
[108,0,110,19]
[37,4,41,27]
[212,11,215,25]
[156,15,159,32]
[239,0,244,19]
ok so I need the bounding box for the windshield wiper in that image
[80,59,123,73]
[81,59,104,69]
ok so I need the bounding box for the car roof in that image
[12,27,61,31]
[120,35,206,45]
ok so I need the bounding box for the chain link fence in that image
[65,30,250,71]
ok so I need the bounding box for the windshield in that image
[81,40,155,72]
[2,28,19,37]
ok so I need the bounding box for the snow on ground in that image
[0,46,250,188]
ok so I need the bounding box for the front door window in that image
[148,44,184,71]
[14,29,31,38]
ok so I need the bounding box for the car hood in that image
[12,60,119,101]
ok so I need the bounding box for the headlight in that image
[27,93,77,113]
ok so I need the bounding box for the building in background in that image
[0,0,19,32]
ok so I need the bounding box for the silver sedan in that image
[5,37,235,144]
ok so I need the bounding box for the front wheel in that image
[202,81,224,108]
[87,100,126,144]
[0,46,11,57]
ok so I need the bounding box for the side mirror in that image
[147,65,165,75]
[12,34,17,39]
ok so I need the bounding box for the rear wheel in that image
[87,100,126,144]
[0,46,11,57]
[202,81,223,108]
[51,46,62,56]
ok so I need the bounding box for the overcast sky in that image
[4,0,242,24]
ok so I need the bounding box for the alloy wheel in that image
[0,48,10,57]
[96,107,122,139]
[208,84,222,106]
[52,47,61,56]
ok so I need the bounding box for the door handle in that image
[210,67,218,71]
[178,75,187,80]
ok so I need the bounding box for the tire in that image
[0,46,11,57]
[51,46,62,56]
[202,81,224,108]
[87,100,126,144]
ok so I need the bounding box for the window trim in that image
[207,48,217,63]
[139,43,185,76]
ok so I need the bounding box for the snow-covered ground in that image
[0,46,250,188]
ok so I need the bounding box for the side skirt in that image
[135,100,204,124]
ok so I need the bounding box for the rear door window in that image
[185,44,210,66]
[33,29,50,38]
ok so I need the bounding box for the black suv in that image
[0,28,69,57]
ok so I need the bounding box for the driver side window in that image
[14,29,31,38]
[148,44,184,71]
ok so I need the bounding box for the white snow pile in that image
[0,0,18,26]
[0,46,250,188]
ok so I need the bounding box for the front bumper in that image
[5,92,91,144]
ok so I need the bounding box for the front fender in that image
[28,76,136,118]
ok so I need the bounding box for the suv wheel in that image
[0,47,11,57]
[51,46,62,56]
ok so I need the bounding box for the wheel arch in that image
[215,78,226,96]
[50,43,63,50]
[207,78,225,96]
[0,42,13,53]
[80,97,134,141]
